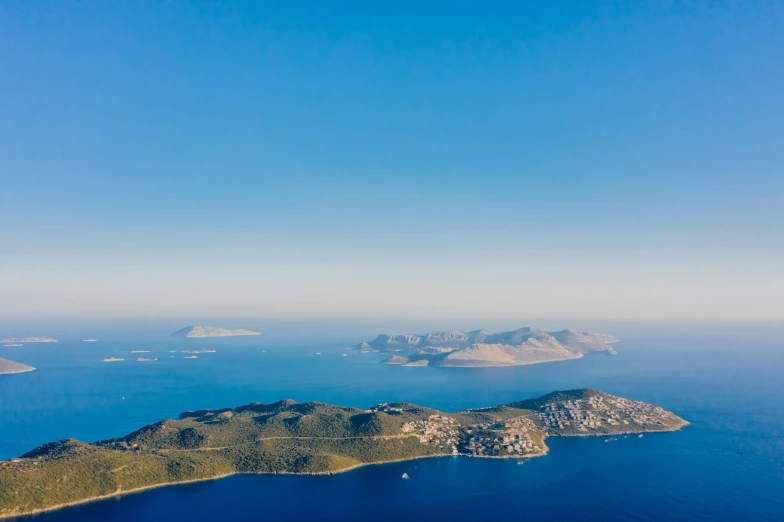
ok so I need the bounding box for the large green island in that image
[0,389,688,519]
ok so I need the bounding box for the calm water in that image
[1,321,783,521]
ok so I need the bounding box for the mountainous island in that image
[352,327,619,367]
[0,357,36,375]
[0,389,687,518]
[170,325,261,338]
[0,337,57,344]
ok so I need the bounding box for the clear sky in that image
[1,1,782,320]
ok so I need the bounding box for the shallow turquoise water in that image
[1,321,782,520]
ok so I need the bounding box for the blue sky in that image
[1,1,782,319]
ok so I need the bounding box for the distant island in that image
[0,337,57,344]
[0,389,688,518]
[0,357,36,375]
[170,325,261,338]
[351,327,618,367]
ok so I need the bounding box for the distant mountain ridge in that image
[352,327,618,367]
[171,325,261,338]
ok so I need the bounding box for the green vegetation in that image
[0,389,688,519]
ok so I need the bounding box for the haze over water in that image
[2,2,782,520]
[2,320,782,521]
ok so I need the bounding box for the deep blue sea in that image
[1,320,783,521]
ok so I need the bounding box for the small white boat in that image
[342,353,348,357]
[83,339,97,342]
[102,357,124,363]
[315,352,321,355]
[638,434,644,438]
[401,473,409,480]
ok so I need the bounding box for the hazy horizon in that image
[2,316,782,343]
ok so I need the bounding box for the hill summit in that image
[171,325,261,338]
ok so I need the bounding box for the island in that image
[170,325,261,338]
[0,389,688,518]
[351,327,618,367]
[0,357,35,375]
[0,337,57,344]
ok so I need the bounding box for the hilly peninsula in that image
[0,357,35,375]
[353,327,619,367]
[171,325,261,338]
[0,389,687,519]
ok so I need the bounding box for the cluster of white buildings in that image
[538,395,672,432]
[462,416,538,456]
[403,415,460,454]
[465,431,536,456]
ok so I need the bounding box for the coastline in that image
[548,421,691,438]
[0,398,691,520]
[0,454,450,520]
[0,427,689,520]
[0,450,555,519]
[385,355,584,368]
[382,350,624,368]
[0,367,36,376]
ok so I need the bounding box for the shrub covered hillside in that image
[0,391,688,519]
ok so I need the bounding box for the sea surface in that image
[1,320,783,521]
